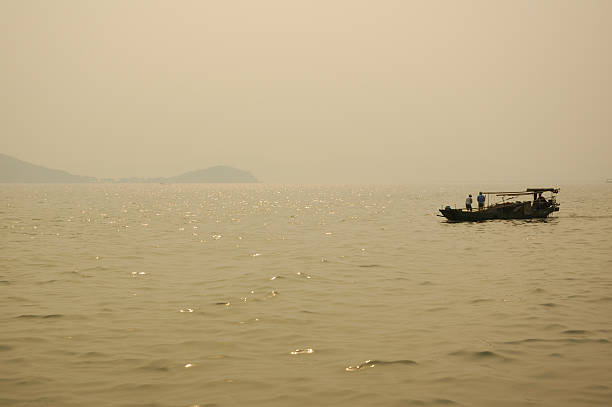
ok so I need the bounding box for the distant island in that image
[0,153,259,183]
[0,153,96,183]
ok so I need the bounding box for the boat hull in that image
[439,201,558,222]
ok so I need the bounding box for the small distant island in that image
[0,153,259,183]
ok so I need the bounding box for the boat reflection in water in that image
[439,188,560,222]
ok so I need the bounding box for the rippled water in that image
[1,184,611,407]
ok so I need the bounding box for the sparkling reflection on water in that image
[1,184,612,407]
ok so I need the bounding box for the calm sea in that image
[1,184,611,407]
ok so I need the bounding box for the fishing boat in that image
[439,188,560,222]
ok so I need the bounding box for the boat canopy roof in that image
[481,188,559,196]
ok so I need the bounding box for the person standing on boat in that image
[534,192,549,209]
[477,192,486,210]
[465,194,473,211]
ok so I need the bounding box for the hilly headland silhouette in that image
[0,154,259,183]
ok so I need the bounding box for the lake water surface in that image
[1,184,611,407]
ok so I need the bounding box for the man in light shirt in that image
[465,194,473,211]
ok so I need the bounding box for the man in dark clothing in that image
[477,192,486,210]
[534,192,549,209]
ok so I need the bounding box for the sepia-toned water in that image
[1,184,611,407]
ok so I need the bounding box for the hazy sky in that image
[1,0,611,183]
